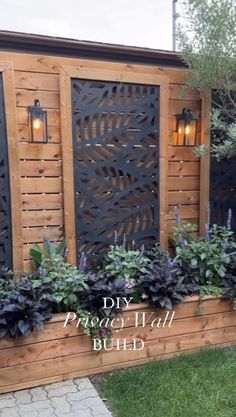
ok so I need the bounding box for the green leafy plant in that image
[176,240,231,286]
[222,253,236,309]
[223,276,236,310]
[172,221,197,247]
[102,244,149,282]
[32,254,88,312]
[174,207,236,286]
[171,206,197,250]
[210,224,236,251]
[0,268,15,295]
[194,144,209,158]
[199,282,222,299]
[30,238,66,267]
[197,282,223,315]
[178,0,236,159]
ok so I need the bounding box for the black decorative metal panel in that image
[72,79,160,261]
[210,159,236,229]
[210,92,236,230]
[0,74,12,268]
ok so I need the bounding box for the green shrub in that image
[174,212,236,286]
[176,239,231,286]
[102,244,149,282]
[32,253,88,312]
[30,238,66,268]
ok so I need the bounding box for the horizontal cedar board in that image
[19,143,61,160]
[23,260,34,272]
[168,131,201,146]
[23,226,64,243]
[18,125,60,143]
[0,299,231,349]
[22,210,63,227]
[3,52,189,82]
[20,160,62,177]
[1,341,235,395]
[1,310,236,368]
[0,325,236,389]
[168,177,200,191]
[15,74,201,98]
[21,178,62,193]
[168,161,199,176]
[170,99,201,115]
[14,71,59,92]
[169,84,200,101]
[16,89,59,109]
[168,191,199,205]
[168,147,197,161]
[168,205,198,219]
[17,108,60,126]
[21,194,63,210]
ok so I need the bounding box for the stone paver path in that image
[0,378,112,417]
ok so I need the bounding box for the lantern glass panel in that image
[185,119,197,146]
[177,119,185,145]
[29,101,48,143]
[173,109,198,147]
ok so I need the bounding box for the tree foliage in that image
[177,0,236,159]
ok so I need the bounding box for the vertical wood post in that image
[1,62,24,273]
[60,68,77,264]
[199,92,211,235]
[159,78,169,249]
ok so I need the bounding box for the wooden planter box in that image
[0,296,236,394]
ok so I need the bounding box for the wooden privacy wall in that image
[0,52,202,271]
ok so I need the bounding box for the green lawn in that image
[99,347,236,417]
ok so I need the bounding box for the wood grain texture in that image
[168,177,200,191]
[59,67,76,264]
[0,298,235,393]
[0,52,190,83]
[0,62,24,273]
[22,210,63,227]
[199,92,211,235]
[21,178,62,194]
[21,194,63,210]
[159,76,169,249]
[19,143,61,160]
[0,51,205,270]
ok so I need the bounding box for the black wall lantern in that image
[29,99,48,143]
[173,108,198,146]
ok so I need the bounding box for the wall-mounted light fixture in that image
[29,99,48,143]
[173,108,198,146]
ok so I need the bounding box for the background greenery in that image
[178,0,236,160]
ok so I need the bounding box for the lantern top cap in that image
[29,99,44,112]
[177,108,197,123]
[34,99,41,108]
